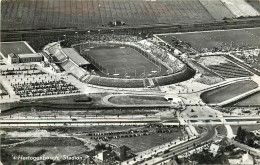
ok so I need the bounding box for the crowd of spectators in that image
[134,38,186,73]
[64,34,141,48]
[87,75,144,88]
[156,67,195,86]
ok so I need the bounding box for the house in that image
[94,150,117,165]
[114,145,133,161]
[228,152,254,165]
[241,152,254,165]
[209,143,220,156]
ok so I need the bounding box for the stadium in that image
[43,35,195,88]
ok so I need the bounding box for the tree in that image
[175,155,181,164]
[240,129,246,143]
[44,159,53,165]
[246,138,254,147]
[236,126,242,141]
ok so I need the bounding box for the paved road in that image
[228,139,260,156]
[148,126,216,165]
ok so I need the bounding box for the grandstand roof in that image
[61,48,90,66]
[50,47,67,62]
[17,53,42,58]
[61,60,87,79]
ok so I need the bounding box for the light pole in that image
[111,30,114,38]
[75,32,78,39]
[88,30,90,47]
[98,29,101,40]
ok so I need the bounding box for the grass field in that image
[85,46,167,77]
[201,80,258,104]
[110,127,183,153]
[108,95,170,105]
[232,92,260,106]
[0,41,35,57]
[158,28,260,52]
[216,125,227,136]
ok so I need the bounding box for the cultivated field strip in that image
[199,0,234,20]
[221,0,260,17]
[2,0,260,30]
[247,0,260,12]
[1,0,215,30]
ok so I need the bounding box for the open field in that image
[201,80,258,104]
[232,91,260,106]
[3,0,260,31]
[110,126,183,153]
[157,28,260,52]
[1,0,216,31]
[0,41,35,57]
[17,137,84,147]
[199,0,234,20]
[247,0,260,12]
[221,0,260,17]
[108,95,170,105]
[85,45,167,77]
[216,125,227,136]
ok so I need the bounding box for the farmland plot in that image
[3,0,259,31]
[221,0,259,17]
[247,0,260,12]
[55,0,62,28]
[163,28,260,52]
[199,0,234,20]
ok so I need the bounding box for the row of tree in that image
[235,126,260,148]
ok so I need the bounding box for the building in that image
[50,63,61,73]
[241,152,254,165]
[114,145,132,161]
[42,52,54,63]
[7,53,43,65]
[209,143,220,156]
[228,152,254,165]
[7,53,19,64]
[17,53,43,63]
[61,48,90,67]
[94,150,117,165]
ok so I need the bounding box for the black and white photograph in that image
[1,0,260,164]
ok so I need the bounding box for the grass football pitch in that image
[86,46,167,77]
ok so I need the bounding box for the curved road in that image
[146,126,216,165]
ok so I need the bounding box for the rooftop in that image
[8,53,18,58]
[17,53,43,58]
[62,48,90,66]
